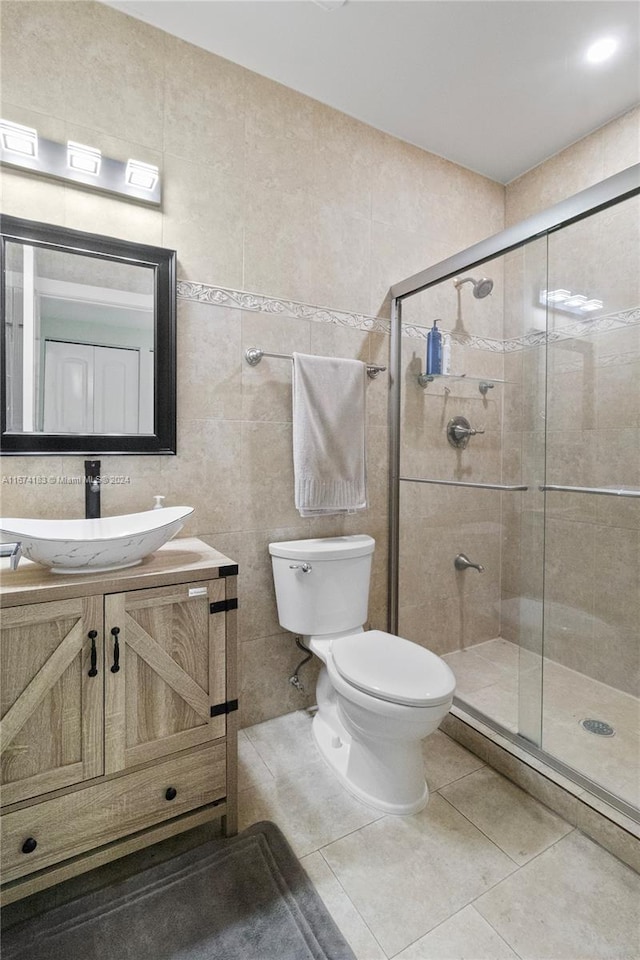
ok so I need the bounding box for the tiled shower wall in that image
[0,0,504,725]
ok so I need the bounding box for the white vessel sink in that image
[0,507,194,574]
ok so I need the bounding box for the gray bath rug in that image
[2,821,356,960]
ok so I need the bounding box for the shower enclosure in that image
[388,164,640,820]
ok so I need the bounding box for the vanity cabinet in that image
[0,539,238,904]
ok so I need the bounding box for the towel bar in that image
[244,347,386,380]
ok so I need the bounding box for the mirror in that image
[1,216,176,454]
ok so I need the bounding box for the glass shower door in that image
[541,194,640,810]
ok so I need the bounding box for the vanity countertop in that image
[0,537,237,607]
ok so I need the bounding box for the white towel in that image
[292,352,367,517]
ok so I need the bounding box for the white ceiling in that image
[105,0,640,183]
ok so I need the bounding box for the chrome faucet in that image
[454,553,484,573]
[0,542,22,570]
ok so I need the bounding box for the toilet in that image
[269,534,456,815]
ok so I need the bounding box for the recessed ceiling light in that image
[585,37,618,64]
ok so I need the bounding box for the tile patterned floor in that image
[443,638,640,809]
[239,709,640,960]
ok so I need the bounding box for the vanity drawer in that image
[1,744,226,883]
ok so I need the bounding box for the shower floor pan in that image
[442,638,639,813]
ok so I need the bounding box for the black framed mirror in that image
[1,215,176,455]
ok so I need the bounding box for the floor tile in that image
[440,766,574,865]
[321,794,516,957]
[393,904,519,960]
[237,730,275,793]
[238,759,382,858]
[475,830,640,959]
[421,729,485,791]
[243,708,319,778]
[301,852,387,960]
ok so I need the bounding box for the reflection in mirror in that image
[1,216,176,455]
[5,244,155,435]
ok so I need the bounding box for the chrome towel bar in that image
[244,347,386,380]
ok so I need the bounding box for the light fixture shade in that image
[543,289,571,303]
[125,159,159,191]
[67,141,102,175]
[0,119,38,157]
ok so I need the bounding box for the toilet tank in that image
[269,535,375,636]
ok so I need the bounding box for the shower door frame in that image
[387,162,640,821]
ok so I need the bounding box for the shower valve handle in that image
[447,416,485,449]
[289,563,312,574]
[453,423,484,439]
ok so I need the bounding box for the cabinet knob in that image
[165,787,177,801]
[21,837,37,854]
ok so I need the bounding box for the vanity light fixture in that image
[0,119,38,157]
[67,141,102,176]
[0,118,161,206]
[125,159,159,191]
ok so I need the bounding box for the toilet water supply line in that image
[289,638,313,692]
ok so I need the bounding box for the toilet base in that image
[312,707,429,817]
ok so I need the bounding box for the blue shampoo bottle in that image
[426,319,442,375]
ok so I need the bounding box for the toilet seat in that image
[331,630,455,708]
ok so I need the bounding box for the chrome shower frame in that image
[387,162,640,822]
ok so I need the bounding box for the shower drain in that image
[580,718,615,737]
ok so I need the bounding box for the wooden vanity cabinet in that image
[0,539,238,904]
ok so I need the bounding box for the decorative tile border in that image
[406,306,640,353]
[177,281,390,335]
[401,323,505,353]
[177,281,640,354]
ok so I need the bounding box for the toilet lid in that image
[331,631,456,707]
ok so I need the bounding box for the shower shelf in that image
[417,373,512,393]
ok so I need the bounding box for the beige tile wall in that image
[0,0,504,725]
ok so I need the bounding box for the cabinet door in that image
[0,597,104,806]
[104,580,226,774]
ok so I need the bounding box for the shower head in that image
[454,276,494,299]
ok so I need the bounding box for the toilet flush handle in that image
[289,563,313,574]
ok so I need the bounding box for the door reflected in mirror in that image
[5,244,155,435]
